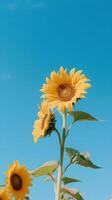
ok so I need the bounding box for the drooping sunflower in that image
[6,161,32,200]
[0,187,11,200]
[32,101,56,143]
[41,67,91,112]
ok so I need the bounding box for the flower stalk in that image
[56,110,66,200]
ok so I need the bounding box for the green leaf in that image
[68,111,98,122]
[65,148,79,160]
[65,147,100,169]
[30,160,58,177]
[61,186,84,200]
[62,177,80,185]
[76,153,100,169]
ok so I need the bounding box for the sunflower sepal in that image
[44,112,56,137]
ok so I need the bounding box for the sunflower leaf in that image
[30,160,58,177]
[65,148,80,160]
[76,154,100,169]
[62,177,80,185]
[65,147,100,169]
[68,111,98,123]
[61,186,84,200]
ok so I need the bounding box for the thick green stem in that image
[56,111,66,200]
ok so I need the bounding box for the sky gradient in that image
[0,0,112,199]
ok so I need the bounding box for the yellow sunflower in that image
[41,67,91,112]
[6,161,32,200]
[0,187,11,200]
[32,102,55,143]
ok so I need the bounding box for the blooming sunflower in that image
[0,187,11,200]
[41,67,91,112]
[6,161,32,200]
[32,102,56,143]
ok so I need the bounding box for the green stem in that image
[48,173,57,196]
[56,110,66,200]
[48,173,55,183]
[63,161,72,175]
[54,128,62,149]
[65,121,74,138]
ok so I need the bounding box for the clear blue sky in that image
[0,0,112,199]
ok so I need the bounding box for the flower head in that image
[32,101,56,143]
[0,187,11,200]
[6,161,32,200]
[41,67,91,112]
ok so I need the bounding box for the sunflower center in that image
[57,83,75,101]
[41,114,48,130]
[11,173,23,191]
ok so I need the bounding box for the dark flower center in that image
[57,83,75,101]
[11,173,23,191]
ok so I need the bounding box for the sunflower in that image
[6,161,32,200]
[0,187,11,200]
[32,102,56,143]
[41,67,91,112]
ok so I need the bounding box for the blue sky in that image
[0,0,112,199]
